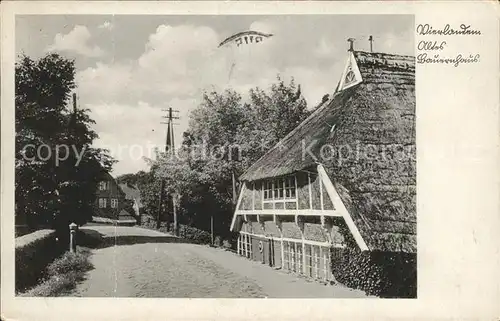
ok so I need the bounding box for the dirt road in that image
[72,225,367,298]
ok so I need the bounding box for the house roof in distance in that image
[118,183,142,208]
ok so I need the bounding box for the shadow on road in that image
[77,228,199,249]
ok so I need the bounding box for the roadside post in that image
[69,222,78,253]
[210,215,214,246]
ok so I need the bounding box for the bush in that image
[214,236,222,247]
[46,248,93,277]
[22,247,94,297]
[140,217,213,245]
[141,215,158,230]
[222,240,232,250]
[24,271,81,297]
[15,229,66,293]
[173,223,212,245]
[330,246,417,298]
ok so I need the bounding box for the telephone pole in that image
[156,107,180,235]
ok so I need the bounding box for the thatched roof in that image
[239,50,416,253]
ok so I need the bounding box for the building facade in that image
[233,171,347,282]
[230,44,416,294]
[94,172,126,220]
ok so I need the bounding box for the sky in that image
[16,15,414,175]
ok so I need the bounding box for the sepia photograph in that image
[12,14,417,299]
[3,1,500,321]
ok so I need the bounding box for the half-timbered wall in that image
[238,183,253,210]
[296,171,310,209]
[309,173,322,210]
[231,166,372,283]
[237,171,334,213]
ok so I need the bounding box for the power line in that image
[156,107,181,235]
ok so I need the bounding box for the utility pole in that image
[211,215,214,246]
[157,107,180,233]
[72,93,77,114]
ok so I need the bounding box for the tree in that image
[16,54,76,228]
[15,53,114,242]
[143,76,312,237]
[249,76,308,147]
[116,170,150,190]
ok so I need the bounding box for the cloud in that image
[88,101,164,173]
[98,21,114,31]
[74,17,414,175]
[314,37,338,58]
[76,22,345,174]
[46,25,104,57]
[76,62,134,103]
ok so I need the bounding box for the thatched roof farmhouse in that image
[229,40,416,297]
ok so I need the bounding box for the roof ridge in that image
[354,50,415,59]
[239,92,340,180]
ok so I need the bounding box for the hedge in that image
[168,223,212,245]
[140,215,212,245]
[330,246,417,298]
[15,229,66,293]
[21,247,94,297]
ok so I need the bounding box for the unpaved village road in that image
[71,225,367,298]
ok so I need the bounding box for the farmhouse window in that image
[283,241,291,271]
[284,176,296,199]
[263,175,297,202]
[111,198,118,208]
[98,198,107,208]
[322,248,331,281]
[98,181,109,191]
[239,233,252,258]
[313,246,320,279]
[274,178,284,199]
[263,181,273,200]
[283,240,303,273]
[304,245,313,277]
[296,243,303,273]
[245,234,252,258]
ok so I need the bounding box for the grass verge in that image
[20,247,94,297]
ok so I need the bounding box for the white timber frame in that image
[316,164,369,251]
[252,182,255,210]
[239,231,340,281]
[337,51,363,91]
[235,209,339,216]
[230,182,247,231]
[238,231,341,248]
[262,175,298,206]
[230,165,369,251]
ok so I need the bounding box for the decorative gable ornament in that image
[337,52,363,91]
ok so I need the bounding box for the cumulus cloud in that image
[88,101,164,173]
[46,25,104,57]
[74,18,414,174]
[76,22,347,174]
